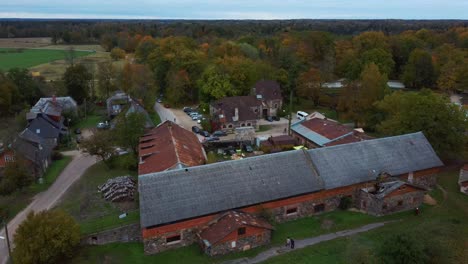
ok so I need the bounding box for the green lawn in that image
[0,48,93,71]
[0,156,72,220]
[73,115,105,130]
[56,156,138,235]
[258,125,272,132]
[149,110,161,126]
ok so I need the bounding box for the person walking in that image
[290,238,295,249]
[285,237,291,248]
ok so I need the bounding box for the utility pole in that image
[2,219,13,264]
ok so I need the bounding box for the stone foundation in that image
[359,190,425,216]
[207,231,271,256]
[143,228,199,255]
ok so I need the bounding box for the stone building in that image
[138,132,442,255]
[358,180,427,216]
[199,211,273,256]
[210,80,283,132]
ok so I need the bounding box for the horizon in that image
[1,1,468,20]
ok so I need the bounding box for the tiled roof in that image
[211,96,260,122]
[292,118,368,147]
[138,121,206,175]
[200,211,273,245]
[31,97,77,114]
[369,181,426,199]
[254,80,282,101]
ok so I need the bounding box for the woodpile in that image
[98,176,137,202]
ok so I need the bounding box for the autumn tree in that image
[80,130,116,166]
[97,61,117,98]
[12,210,80,264]
[376,89,467,158]
[62,64,92,104]
[403,49,435,89]
[0,158,33,195]
[166,69,191,105]
[297,67,323,106]
[338,63,388,126]
[110,47,126,60]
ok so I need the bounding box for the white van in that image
[296,111,309,120]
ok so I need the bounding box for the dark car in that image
[191,126,201,134]
[212,130,227,137]
[200,131,210,137]
[243,145,254,153]
[265,116,273,122]
[205,136,220,142]
[224,146,236,155]
[273,116,280,121]
[183,107,193,113]
[74,128,81,134]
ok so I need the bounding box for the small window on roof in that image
[36,129,40,134]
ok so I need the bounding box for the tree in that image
[0,156,34,195]
[7,68,43,106]
[198,66,235,101]
[114,112,147,154]
[0,72,16,115]
[12,210,80,264]
[360,48,395,77]
[297,67,323,106]
[166,69,191,105]
[378,233,429,264]
[62,64,92,104]
[338,63,388,126]
[403,49,435,89]
[110,47,126,61]
[97,61,117,98]
[80,130,116,166]
[376,90,467,158]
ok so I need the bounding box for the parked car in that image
[157,98,162,103]
[212,130,227,137]
[224,146,236,155]
[192,115,202,121]
[183,107,193,113]
[189,112,199,117]
[74,128,82,134]
[97,121,109,129]
[205,136,220,142]
[265,116,273,122]
[200,131,210,137]
[192,126,201,133]
[273,116,280,121]
[243,145,254,153]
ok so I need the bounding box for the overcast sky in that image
[1,0,468,20]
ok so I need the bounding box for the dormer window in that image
[36,129,40,134]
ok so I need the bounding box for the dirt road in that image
[0,151,97,264]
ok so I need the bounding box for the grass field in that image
[0,155,73,220]
[69,168,468,264]
[0,48,93,71]
[56,156,139,235]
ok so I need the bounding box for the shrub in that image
[110,47,126,60]
[52,151,64,161]
[339,196,353,210]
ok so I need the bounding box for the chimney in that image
[233,108,239,122]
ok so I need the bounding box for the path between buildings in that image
[0,151,97,264]
[223,221,397,264]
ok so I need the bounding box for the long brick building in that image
[138,132,442,255]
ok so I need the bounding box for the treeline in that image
[1,19,468,42]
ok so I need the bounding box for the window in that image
[314,204,325,213]
[228,125,233,128]
[36,129,41,134]
[286,207,298,215]
[247,123,251,126]
[237,227,246,236]
[241,123,245,127]
[274,104,278,108]
[231,241,236,248]
[397,200,403,206]
[222,125,227,128]
[166,234,181,244]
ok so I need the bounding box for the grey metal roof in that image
[139,150,323,228]
[308,132,443,189]
[291,122,331,146]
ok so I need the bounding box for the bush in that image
[201,118,212,132]
[378,233,429,264]
[109,154,138,171]
[339,196,353,210]
[52,151,64,161]
[110,47,126,60]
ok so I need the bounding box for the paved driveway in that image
[0,151,97,264]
